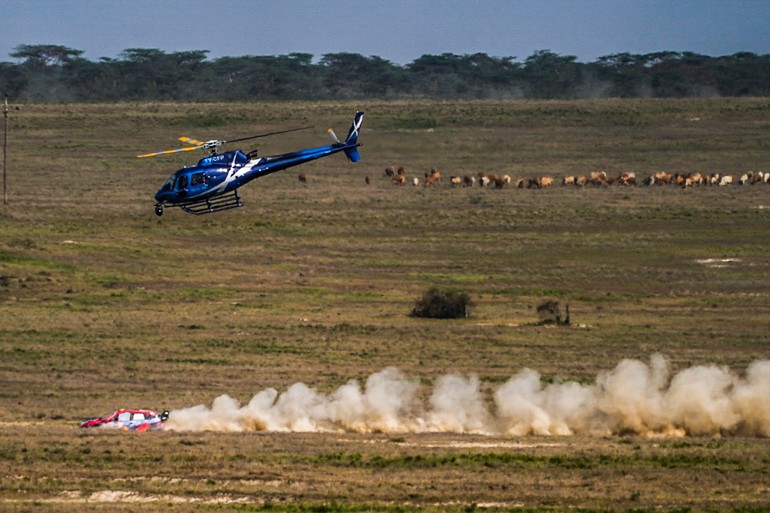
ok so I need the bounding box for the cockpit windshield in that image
[160,174,175,193]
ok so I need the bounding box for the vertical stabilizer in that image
[343,111,364,162]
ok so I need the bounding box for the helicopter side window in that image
[176,175,188,190]
[190,173,206,186]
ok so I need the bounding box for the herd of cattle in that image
[378,166,770,189]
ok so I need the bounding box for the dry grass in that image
[1,98,770,511]
[3,427,769,512]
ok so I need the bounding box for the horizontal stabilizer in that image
[344,147,361,162]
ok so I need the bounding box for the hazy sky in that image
[2,0,768,65]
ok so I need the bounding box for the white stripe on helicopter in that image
[185,153,265,201]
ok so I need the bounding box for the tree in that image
[3,44,769,101]
[115,48,210,100]
[523,50,581,99]
[713,52,770,96]
[320,53,405,98]
[9,45,85,100]
[644,52,707,97]
[409,52,523,98]
[0,62,28,98]
[10,44,83,69]
[595,53,650,97]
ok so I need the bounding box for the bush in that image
[411,287,472,319]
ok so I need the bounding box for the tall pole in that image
[3,96,8,206]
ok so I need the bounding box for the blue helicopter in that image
[139,111,364,216]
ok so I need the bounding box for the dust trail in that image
[165,355,770,437]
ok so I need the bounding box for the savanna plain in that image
[1,99,769,512]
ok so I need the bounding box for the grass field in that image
[1,98,769,511]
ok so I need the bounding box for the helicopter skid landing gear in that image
[154,203,164,216]
[179,190,243,215]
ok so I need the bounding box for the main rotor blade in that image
[136,126,314,158]
[224,125,314,144]
[179,136,205,146]
[136,146,202,158]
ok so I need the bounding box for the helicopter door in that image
[174,174,189,198]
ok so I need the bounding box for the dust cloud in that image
[165,355,770,437]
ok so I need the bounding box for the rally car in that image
[79,408,169,432]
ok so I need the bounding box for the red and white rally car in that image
[80,408,169,432]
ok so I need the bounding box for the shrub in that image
[535,300,570,325]
[411,287,471,319]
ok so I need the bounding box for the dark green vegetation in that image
[3,44,770,101]
[411,287,472,319]
[1,99,770,511]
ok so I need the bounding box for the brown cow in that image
[645,171,673,185]
[424,168,441,186]
[617,172,636,186]
[494,175,511,188]
[676,172,704,188]
[658,172,673,184]
[538,176,554,188]
[590,170,608,186]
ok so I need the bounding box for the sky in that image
[1,0,768,65]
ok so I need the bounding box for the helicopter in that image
[139,111,364,216]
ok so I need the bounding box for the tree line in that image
[2,44,769,102]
